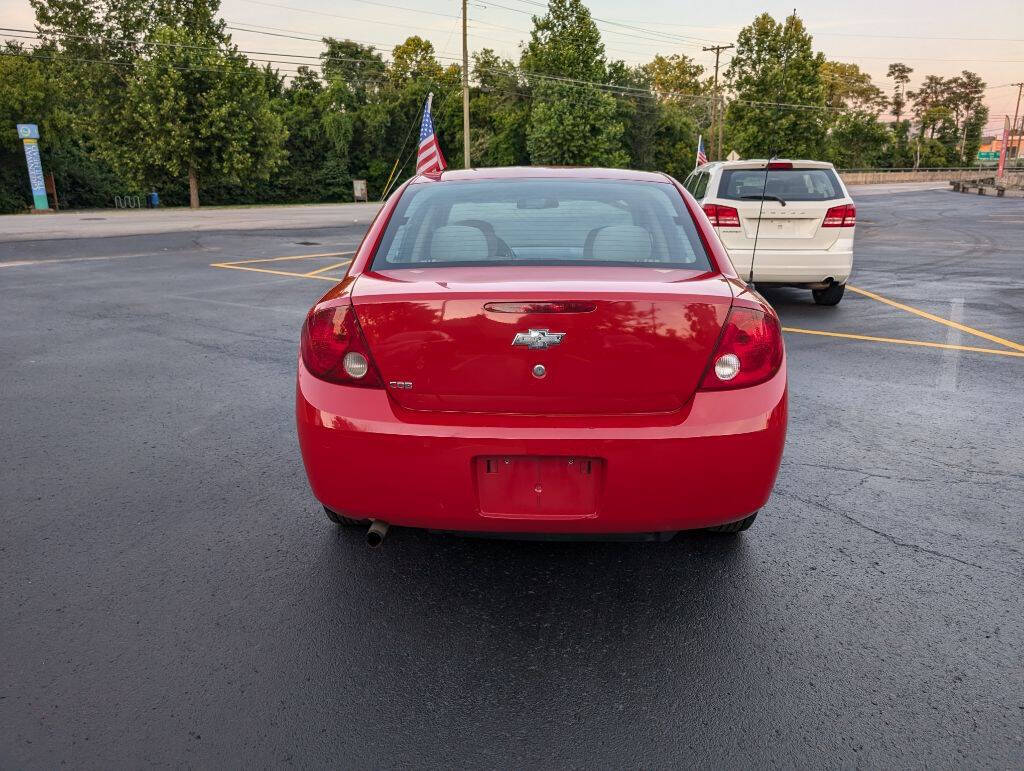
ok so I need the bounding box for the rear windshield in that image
[718,168,844,202]
[371,179,712,270]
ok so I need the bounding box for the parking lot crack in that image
[781,491,1010,576]
[789,461,932,484]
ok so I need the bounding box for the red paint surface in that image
[296,168,788,534]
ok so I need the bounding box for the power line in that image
[528,16,1024,43]
[5,26,909,114]
[809,31,1024,42]
[471,0,728,47]
[9,22,1007,116]
[225,18,703,63]
[230,0,526,35]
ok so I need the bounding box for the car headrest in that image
[590,225,653,261]
[778,177,808,196]
[429,225,490,262]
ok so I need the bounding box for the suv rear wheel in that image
[812,282,845,306]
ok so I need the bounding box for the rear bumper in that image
[296,359,787,534]
[725,247,853,285]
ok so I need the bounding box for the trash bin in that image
[146,191,159,208]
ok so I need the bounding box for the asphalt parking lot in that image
[2,187,1022,766]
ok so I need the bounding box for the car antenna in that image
[746,154,777,290]
[747,28,793,290]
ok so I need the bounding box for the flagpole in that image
[695,135,702,169]
[461,0,471,168]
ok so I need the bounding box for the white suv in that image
[682,159,855,305]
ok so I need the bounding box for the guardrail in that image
[838,168,1024,184]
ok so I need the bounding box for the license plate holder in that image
[475,455,602,520]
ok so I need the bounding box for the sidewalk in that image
[0,201,385,242]
[1,182,953,242]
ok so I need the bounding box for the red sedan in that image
[296,167,787,544]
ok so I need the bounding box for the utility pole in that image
[703,44,734,161]
[462,0,471,169]
[1011,82,1023,167]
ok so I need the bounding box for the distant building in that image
[979,133,1023,158]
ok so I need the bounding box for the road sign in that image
[977,151,1000,160]
[727,150,740,161]
[15,123,49,210]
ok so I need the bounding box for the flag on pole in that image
[695,135,708,167]
[416,92,447,175]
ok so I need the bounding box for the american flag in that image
[695,135,707,167]
[416,93,447,175]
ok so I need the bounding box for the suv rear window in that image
[718,168,844,202]
[372,179,712,270]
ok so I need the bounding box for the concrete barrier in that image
[839,169,1024,185]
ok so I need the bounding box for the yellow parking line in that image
[225,251,352,266]
[847,284,1024,353]
[210,262,339,282]
[304,260,351,276]
[783,327,1024,358]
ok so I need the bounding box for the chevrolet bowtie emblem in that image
[512,329,566,349]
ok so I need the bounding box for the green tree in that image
[946,71,986,162]
[321,38,386,98]
[470,49,529,167]
[825,113,890,168]
[390,36,444,84]
[0,41,124,212]
[103,24,286,207]
[820,61,887,114]
[909,75,947,138]
[724,12,827,159]
[642,54,705,101]
[520,0,627,166]
[886,63,913,123]
[649,102,699,180]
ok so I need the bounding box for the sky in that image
[3,0,1022,134]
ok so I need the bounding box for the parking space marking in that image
[782,327,1024,358]
[847,284,1024,353]
[223,251,353,265]
[303,260,352,276]
[210,250,353,282]
[209,262,340,282]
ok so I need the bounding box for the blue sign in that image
[17,124,49,210]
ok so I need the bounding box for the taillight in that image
[700,307,784,390]
[703,203,741,228]
[822,203,856,227]
[300,302,383,388]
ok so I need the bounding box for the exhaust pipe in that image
[366,520,389,548]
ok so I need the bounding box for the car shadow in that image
[307,522,776,688]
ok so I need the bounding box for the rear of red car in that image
[296,168,786,537]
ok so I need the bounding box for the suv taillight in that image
[700,307,784,390]
[703,203,741,228]
[300,301,383,388]
[822,203,856,227]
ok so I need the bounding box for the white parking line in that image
[938,298,964,392]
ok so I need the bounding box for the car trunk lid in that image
[351,267,733,415]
